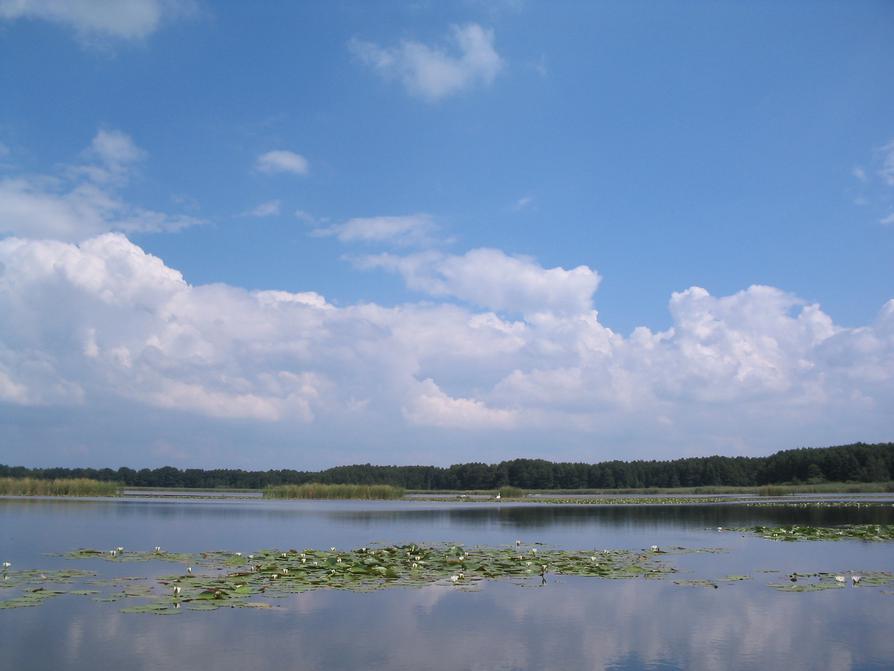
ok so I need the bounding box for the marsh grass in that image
[498,486,526,498]
[0,477,120,497]
[263,483,405,500]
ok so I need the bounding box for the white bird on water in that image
[495,493,501,500]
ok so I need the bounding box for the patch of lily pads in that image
[769,571,894,592]
[2,539,893,614]
[739,524,894,542]
[2,543,676,613]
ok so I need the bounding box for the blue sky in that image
[0,1,892,469]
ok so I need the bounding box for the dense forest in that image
[1,442,891,490]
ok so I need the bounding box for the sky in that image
[0,0,892,470]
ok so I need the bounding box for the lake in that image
[1,496,893,670]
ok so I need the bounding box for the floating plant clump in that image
[740,524,894,542]
[769,571,894,592]
[1,543,675,613]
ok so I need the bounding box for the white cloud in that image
[312,214,438,247]
[256,150,309,176]
[0,0,193,41]
[881,213,894,226]
[358,248,601,316]
[245,200,281,218]
[350,23,503,102]
[513,195,534,210]
[880,141,894,186]
[852,166,867,182]
[403,378,517,429]
[0,129,201,240]
[0,235,891,464]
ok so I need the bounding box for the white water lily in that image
[834,575,846,583]
[153,546,162,553]
[173,586,181,596]
[852,576,862,584]
[282,568,289,574]
[650,545,659,552]
[271,574,278,580]
[186,567,192,574]
[116,546,124,553]
[1,562,10,569]
[412,562,418,569]
[450,575,459,582]
[330,547,336,552]
[235,552,242,556]
[248,554,254,560]
[516,540,521,547]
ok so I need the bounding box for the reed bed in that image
[263,483,405,500]
[0,477,120,497]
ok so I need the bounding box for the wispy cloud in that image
[244,200,281,218]
[256,150,309,176]
[0,0,195,42]
[312,214,438,247]
[350,23,503,102]
[0,129,201,240]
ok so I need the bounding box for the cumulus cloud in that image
[0,129,201,240]
[312,214,438,247]
[350,23,503,102]
[0,235,891,465]
[357,248,601,316]
[0,0,194,41]
[256,150,309,176]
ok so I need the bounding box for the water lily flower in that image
[116,546,124,553]
[1,562,10,569]
[852,576,862,584]
[450,575,459,582]
[173,586,181,596]
[650,545,659,552]
[154,546,162,553]
[248,554,254,560]
[282,568,289,574]
[330,547,336,552]
[412,563,418,569]
[495,494,501,500]
[516,540,521,547]
[235,552,242,557]
[531,548,537,554]
[186,567,192,574]
[835,575,846,583]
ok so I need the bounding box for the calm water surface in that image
[1,497,893,671]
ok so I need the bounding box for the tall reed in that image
[0,477,120,497]
[264,483,405,500]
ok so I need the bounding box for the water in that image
[1,497,893,670]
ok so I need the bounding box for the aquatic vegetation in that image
[740,525,894,542]
[1,543,675,613]
[263,483,405,500]
[3,541,891,615]
[769,571,894,592]
[0,477,120,497]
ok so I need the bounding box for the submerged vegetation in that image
[0,477,119,497]
[263,483,405,500]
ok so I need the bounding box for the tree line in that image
[1,442,891,491]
